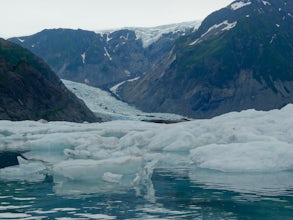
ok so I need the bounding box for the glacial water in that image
[1,168,293,220]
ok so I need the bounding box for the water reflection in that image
[1,169,293,219]
[189,168,293,198]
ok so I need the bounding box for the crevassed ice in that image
[1,105,293,195]
[63,79,185,122]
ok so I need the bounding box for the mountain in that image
[118,0,293,118]
[9,21,201,88]
[0,38,99,122]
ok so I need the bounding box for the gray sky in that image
[0,0,233,39]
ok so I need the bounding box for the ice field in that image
[1,104,293,196]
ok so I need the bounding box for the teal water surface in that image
[1,169,293,219]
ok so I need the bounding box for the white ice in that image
[63,79,186,122]
[1,105,293,195]
[132,21,201,48]
[230,1,252,10]
[96,21,201,48]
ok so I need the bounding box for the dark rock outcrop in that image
[0,38,99,122]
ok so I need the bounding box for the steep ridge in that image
[119,0,293,118]
[0,38,99,122]
[9,22,200,88]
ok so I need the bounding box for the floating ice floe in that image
[1,105,293,195]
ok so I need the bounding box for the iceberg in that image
[0,105,293,195]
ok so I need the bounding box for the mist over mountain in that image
[0,38,99,122]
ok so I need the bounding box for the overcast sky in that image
[0,0,233,39]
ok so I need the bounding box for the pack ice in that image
[1,105,293,195]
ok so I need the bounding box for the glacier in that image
[96,21,201,48]
[63,79,188,122]
[1,104,293,196]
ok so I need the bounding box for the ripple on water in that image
[0,212,31,219]
[0,205,32,211]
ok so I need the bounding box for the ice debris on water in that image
[1,104,293,195]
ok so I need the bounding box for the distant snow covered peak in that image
[95,21,201,48]
[130,21,201,48]
[229,0,273,9]
[231,1,252,10]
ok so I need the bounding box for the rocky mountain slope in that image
[0,38,99,122]
[118,0,293,118]
[9,21,200,88]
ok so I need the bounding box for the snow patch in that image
[262,0,271,6]
[222,21,238,31]
[190,20,237,46]
[81,52,86,64]
[230,1,252,10]
[106,33,112,42]
[110,77,140,96]
[17,38,25,43]
[120,33,129,41]
[270,34,277,44]
[124,70,131,76]
[104,47,112,61]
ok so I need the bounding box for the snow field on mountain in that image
[231,1,252,10]
[96,21,201,48]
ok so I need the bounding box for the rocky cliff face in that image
[9,22,199,88]
[118,0,293,118]
[0,38,99,122]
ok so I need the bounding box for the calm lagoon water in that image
[1,168,293,220]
